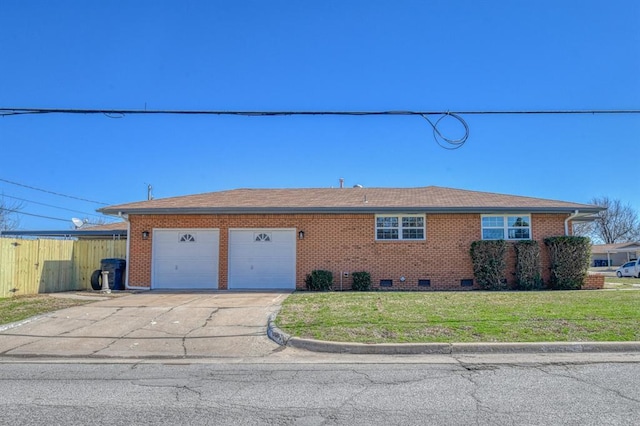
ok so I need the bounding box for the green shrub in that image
[470,240,508,290]
[514,240,544,290]
[544,236,591,290]
[351,271,371,291]
[305,270,333,291]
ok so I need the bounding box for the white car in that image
[616,260,640,278]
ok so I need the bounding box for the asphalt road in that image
[1,359,639,425]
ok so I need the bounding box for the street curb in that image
[266,314,640,355]
[289,338,452,354]
[266,312,290,346]
[450,341,640,354]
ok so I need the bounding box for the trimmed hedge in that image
[544,236,591,290]
[514,240,544,290]
[470,240,508,290]
[305,270,334,291]
[351,271,371,291]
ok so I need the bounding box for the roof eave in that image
[98,206,604,215]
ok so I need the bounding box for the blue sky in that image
[1,0,638,230]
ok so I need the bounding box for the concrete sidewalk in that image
[0,292,289,359]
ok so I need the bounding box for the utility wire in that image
[2,106,637,150]
[0,178,109,205]
[421,113,469,150]
[1,107,639,116]
[0,194,117,220]
[8,210,69,223]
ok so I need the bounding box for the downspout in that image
[565,210,580,236]
[118,212,131,289]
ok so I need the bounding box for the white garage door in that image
[152,229,219,289]
[228,229,296,289]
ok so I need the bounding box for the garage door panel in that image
[155,274,215,289]
[152,229,219,290]
[154,259,217,275]
[228,229,296,290]
[240,259,293,274]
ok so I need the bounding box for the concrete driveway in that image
[0,291,290,359]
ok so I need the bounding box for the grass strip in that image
[0,295,92,325]
[277,291,640,343]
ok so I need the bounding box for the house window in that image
[481,215,531,240]
[375,214,425,240]
[254,233,271,242]
[179,233,196,242]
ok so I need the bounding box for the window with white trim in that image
[481,215,531,240]
[376,214,425,240]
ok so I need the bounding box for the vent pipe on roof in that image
[339,178,344,188]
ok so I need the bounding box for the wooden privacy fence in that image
[0,238,127,297]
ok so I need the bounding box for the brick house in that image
[98,186,603,291]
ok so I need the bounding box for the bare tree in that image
[0,197,23,231]
[574,196,640,244]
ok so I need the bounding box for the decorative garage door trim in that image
[152,228,220,289]
[228,228,296,290]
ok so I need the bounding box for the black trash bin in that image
[100,258,126,290]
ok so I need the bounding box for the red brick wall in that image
[127,213,569,291]
[583,274,605,290]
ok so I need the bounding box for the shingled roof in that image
[81,221,128,232]
[99,186,603,215]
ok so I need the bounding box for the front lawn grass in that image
[607,277,640,283]
[0,295,91,325]
[277,291,640,343]
[604,276,640,290]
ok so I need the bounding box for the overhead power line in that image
[2,106,637,150]
[1,107,639,116]
[0,194,116,220]
[10,210,69,223]
[0,178,109,205]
